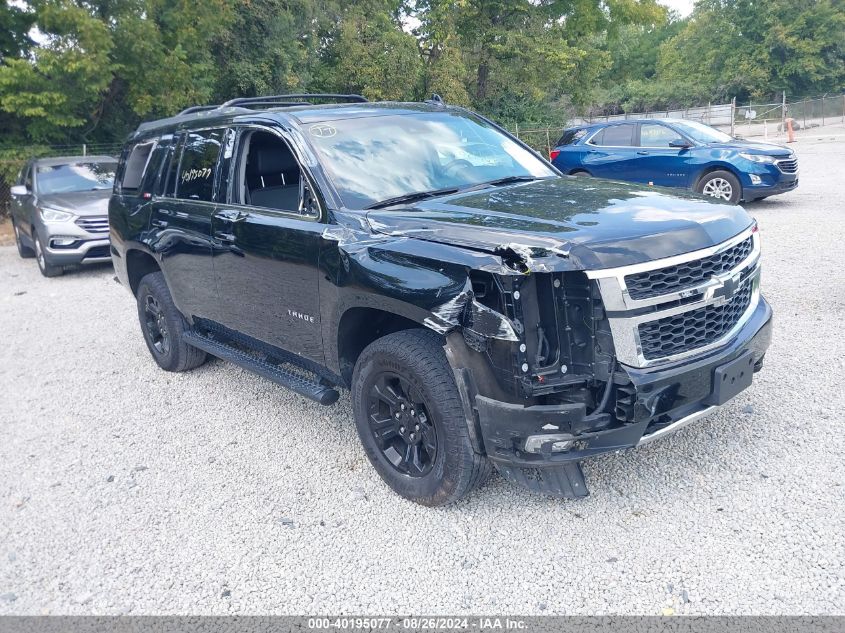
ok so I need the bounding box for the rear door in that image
[149,129,225,322]
[210,125,326,363]
[632,122,693,187]
[581,123,639,180]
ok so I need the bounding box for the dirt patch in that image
[0,219,14,247]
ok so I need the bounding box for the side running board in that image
[182,331,340,406]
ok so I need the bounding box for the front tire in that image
[351,329,491,506]
[13,221,34,258]
[136,271,207,372]
[34,229,63,277]
[697,170,741,204]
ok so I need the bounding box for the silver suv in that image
[10,155,117,277]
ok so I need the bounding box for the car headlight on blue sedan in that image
[39,207,75,223]
[739,153,776,164]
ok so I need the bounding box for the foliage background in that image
[0,0,843,152]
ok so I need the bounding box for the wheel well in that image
[694,165,741,189]
[337,308,423,386]
[126,249,161,296]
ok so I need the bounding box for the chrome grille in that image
[625,236,753,300]
[586,228,761,368]
[775,157,798,174]
[75,216,109,234]
[638,279,753,360]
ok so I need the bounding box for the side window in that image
[640,123,681,148]
[176,129,224,201]
[24,165,33,190]
[557,128,587,146]
[140,136,173,196]
[588,129,604,146]
[120,142,156,192]
[594,124,635,147]
[233,129,316,216]
[162,135,183,197]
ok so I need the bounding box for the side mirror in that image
[10,184,28,196]
[669,139,692,149]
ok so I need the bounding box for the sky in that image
[660,0,695,18]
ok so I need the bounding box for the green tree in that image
[0,2,36,60]
[213,0,321,98]
[657,0,845,101]
[316,1,422,100]
[0,0,233,145]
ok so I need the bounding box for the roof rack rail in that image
[177,105,220,116]
[220,93,368,108]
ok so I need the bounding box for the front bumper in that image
[45,238,111,265]
[471,296,773,496]
[742,164,798,198]
[39,218,111,265]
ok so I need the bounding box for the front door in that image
[211,126,326,363]
[631,122,692,187]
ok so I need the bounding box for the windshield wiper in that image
[483,175,541,187]
[364,186,461,210]
[364,176,543,210]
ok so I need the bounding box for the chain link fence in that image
[511,93,845,155]
[735,94,845,139]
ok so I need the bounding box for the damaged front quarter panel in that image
[423,279,521,342]
[323,211,547,347]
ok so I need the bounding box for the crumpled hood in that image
[365,177,753,271]
[38,190,110,217]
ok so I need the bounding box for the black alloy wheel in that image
[143,294,171,357]
[351,329,491,505]
[135,271,207,372]
[367,372,438,477]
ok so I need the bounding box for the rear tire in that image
[697,170,741,204]
[13,221,34,258]
[34,229,63,277]
[571,170,591,178]
[136,271,207,372]
[351,329,491,506]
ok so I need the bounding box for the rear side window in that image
[121,142,155,191]
[592,124,635,147]
[176,129,225,201]
[557,128,587,146]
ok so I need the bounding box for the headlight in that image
[39,207,74,223]
[739,153,775,164]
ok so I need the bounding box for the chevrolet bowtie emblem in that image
[711,272,743,301]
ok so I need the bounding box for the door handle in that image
[151,219,168,228]
[215,231,236,243]
[637,151,649,155]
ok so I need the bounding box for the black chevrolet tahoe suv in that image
[109,94,772,505]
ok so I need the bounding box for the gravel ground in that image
[1,138,844,616]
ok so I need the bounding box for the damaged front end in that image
[433,262,626,498]
[415,228,772,499]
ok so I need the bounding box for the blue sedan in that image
[550,119,798,204]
